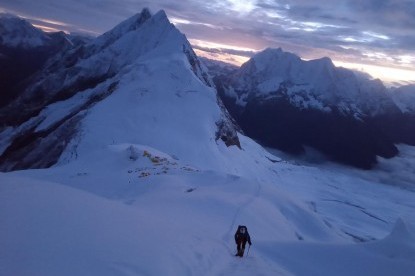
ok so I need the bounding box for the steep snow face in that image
[7,9,211,109]
[230,48,398,117]
[389,84,415,113]
[61,54,225,170]
[57,10,235,170]
[0,9,237,171]
[0,14,51,48]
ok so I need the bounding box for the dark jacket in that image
[234,225,251,245]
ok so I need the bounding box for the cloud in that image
[347,0,415,28]
[191,44,256,58]
[0,0,414,81]
[0,0,149,33]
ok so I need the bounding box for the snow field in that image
[2,142,415,275]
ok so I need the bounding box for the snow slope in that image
[55,9,234,172]
[1,139,415,276]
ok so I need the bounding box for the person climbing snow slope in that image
[234,225,252,257]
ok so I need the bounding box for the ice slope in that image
[1,139,415,276]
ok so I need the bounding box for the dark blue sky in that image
[1,0,415,84]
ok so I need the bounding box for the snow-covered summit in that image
[90,8,152,53]
[70,8,211,87]
[0,13,51,48]
[231,47,397,117]
[0,8,236,171]
[237,47,334,90]
[247,47,301,73]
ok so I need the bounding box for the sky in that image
[1,0,415,85]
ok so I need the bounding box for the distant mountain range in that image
[0,11,414,170]
[208,48,415,169]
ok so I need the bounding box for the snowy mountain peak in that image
[91,8,153,51]
[247,48,336,82]
[87,7,211,86]
[104,8,169,38]
[229,47,399,117]
[0,8,235,171]
[249,47,301,72]
[0,13,51,48]
[255,47,286,58]
[90,8,182,58]
[114,7,153,32]
[139,7,152,20]
[251,48,335,73]
[256,47,283,56]
[308,56,335,71]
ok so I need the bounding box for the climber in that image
[234,225,252,257]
